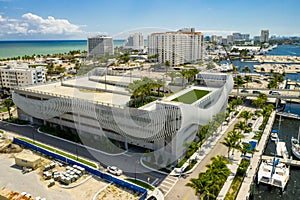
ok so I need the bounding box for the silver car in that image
[107,166,122,176]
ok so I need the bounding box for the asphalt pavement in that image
[0,121,167,186]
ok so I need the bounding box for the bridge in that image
[230,88,300,100]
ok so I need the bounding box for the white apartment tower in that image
[0,64,46,88]
[88,35,114,57]
[260,30,269,43]
[124,33,144,50]
[148,28,204,66]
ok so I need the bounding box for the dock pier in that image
[235,111,276,200]
[261,155,300,167]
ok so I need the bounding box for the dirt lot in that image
[96,184,140,200]
[0,148,142,200]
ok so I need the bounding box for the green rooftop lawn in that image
[172,89,210,104]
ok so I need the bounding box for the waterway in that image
[241,44,300,199]
[230,44,300,81]
[252,116,300,200]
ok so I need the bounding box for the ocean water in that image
[0,40,125,59]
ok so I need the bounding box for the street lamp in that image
[76,144,78,161]
[135,160,140,181]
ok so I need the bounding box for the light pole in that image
[135,160,140,181]
[76,144,78,161]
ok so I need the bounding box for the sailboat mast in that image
[298,126,300,143]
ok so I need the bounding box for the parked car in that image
[241,89,249,93]
[252,116,258,120]
[107,166,122,176]
[271,91,281,95]
[252,90,260,94]
[248,123,253,127]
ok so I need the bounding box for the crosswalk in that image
[158,175,178,196]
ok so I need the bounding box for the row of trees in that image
[127,77,164,107]
[267,71,285,89]
[186,155,230,199]
[167,68,199,85]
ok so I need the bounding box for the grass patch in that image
[183,159,197,172]
[4,117,30,125]
[125,178,154,191]
[0,107,8,112]
[172,89,209,104]
[177,157,188,168]
[225,159,250,200]
[17,137,97,168]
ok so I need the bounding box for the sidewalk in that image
[170,105,245,176]
[217,111,263,199]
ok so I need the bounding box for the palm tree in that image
[3,99,14,120]
[167,71,179,83]
[239,143,252,156]
[239,110,253,123]
[127,80,141,107]
[186,175,208,197]
[234,121,247,134]
[221,136,236,158]
[155,79,164,97]
[244,75,252,87]
[253,93,267,108]
[165,60,170,76]
[234,76,245,95]
[242,66,251,73]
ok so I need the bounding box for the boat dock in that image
[276,112,300,120]
[261,155,300,167]
[235,111,276,200]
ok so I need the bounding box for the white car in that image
[107,166,122,176]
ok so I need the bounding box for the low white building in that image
[0,64,46,88]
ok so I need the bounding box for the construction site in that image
[0,130,142,200]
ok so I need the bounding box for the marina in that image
[252,117,300,199]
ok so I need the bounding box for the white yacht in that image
[257,158,290,191]
[291,127,300,160]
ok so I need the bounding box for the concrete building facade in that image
[0,65,46,89]
[88,35,114,57]
[148,28,204,66]
[124,33,144,50]
[12,73,233,161]
[260,30,269,43]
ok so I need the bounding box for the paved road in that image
[165,115,241,200]
[0,121,167,186]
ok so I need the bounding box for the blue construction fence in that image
[13,138,148,200]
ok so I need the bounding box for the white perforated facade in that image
[13,73,233,158]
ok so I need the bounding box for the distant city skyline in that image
[0,0,299,40]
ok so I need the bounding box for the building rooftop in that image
[14,152,41,162]
[23,76,131,107]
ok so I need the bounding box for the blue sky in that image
[0,0,299,39]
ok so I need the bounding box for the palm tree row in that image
[127,77,164,107]
[186,155,230,199]
[252,93,268,108]
[221,130,244,158]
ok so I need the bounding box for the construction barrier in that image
[13,138,148,200]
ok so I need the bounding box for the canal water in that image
[242,44,300,199]
[252,116,300,200]
[227,44,300,81]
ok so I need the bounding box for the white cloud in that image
[0,13,84,39]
